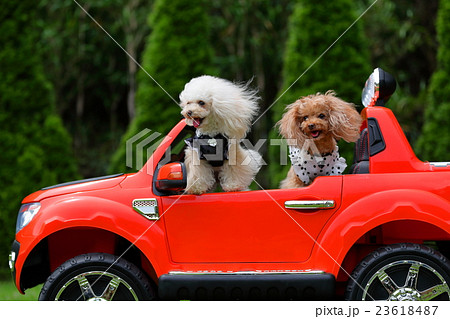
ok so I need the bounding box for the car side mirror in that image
[155,162,187,193]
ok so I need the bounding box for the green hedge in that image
[0,2,78,278]
[109,0,215,173]
[416,0,450,161]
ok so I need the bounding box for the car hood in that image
[22,174,126,203]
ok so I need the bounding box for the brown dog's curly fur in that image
[277,91,362,188]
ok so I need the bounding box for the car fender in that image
[313,189,450,276]
[15,194,169,282]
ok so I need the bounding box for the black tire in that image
[345,243,450,301]
[39,253,155,301]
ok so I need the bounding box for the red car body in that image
[9,71,450,301]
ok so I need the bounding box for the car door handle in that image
[284,200,335,210]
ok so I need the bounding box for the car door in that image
[161,176,342,263]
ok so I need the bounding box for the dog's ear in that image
[326,92,362,142]
[211,97,256,139]
[277,101,306,146]
[210,80,259,139]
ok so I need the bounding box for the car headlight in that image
[16,203,41,233]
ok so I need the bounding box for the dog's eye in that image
[198,100,205,106]
[303,116,308,121]
[318,113,326,119]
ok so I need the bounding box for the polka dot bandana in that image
[288,145,347,185]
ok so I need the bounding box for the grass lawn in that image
[0,280,41,301]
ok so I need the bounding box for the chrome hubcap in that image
[55,271,139,301]
[389,287,421,301]
[362,260,450,301]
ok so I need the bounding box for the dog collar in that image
[288,145,347,185]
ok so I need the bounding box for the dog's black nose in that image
[187,111,193,117]
[308,124,315,130]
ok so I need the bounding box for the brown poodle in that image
[277,91,362,188]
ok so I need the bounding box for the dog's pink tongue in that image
[193,119,200,128]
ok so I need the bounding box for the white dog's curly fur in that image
[179,75,263,195]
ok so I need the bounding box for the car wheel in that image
[39,253,155,301]
[345,243,450,301]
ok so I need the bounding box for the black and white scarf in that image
[289,145,347,184]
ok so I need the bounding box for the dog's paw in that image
[186,183,208,195]
[221,182,247,192]
[186,188,205,195]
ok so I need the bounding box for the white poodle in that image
[179,75,263,195]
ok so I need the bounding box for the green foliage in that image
[361,0,438,93]
[416,0,450,161]
[278,0,370,104]
[0,1,78,278]
[210,0,292,98]
[360,0,438,147]
[39,0,151,177]
[267,0,371,187]
[109,0,215,173]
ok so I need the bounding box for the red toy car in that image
[9,69,450,301]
